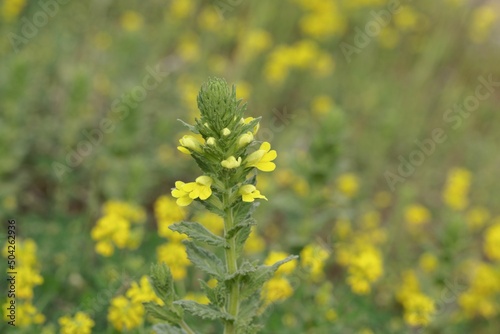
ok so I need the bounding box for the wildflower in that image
[419,253,438,273]
[221,156,242,169]
[261,277,293,304]
[58,312,95,334]
[245,142,277,171]
[126,276,164,305]
[301,244,330,281]
[264,251,297,275]
[469,5,498,43]
[244,229,266,255]
[4,300,45,327]
[185,292,210,305]
[154,196,186,222]
[403,293,435,327]
[466,206,490,230]
[120,11,143,32]
[239,185,267,202]
[405,204,431,226]
[242,117,260,135]
[172,176,213,206]
[157,242,191,280]
[238,132,254,147]
[108,296,144,331]
[91,214,132,256]
[311,95,333,116]
[177,135,203,154]
[103,200,146,224]
[442,168,471,211]
[346,246,383,295]
[336,173,359,198]
[484,222,500,261]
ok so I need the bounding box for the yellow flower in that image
[168,0,194,20]
[103,200,146,224]
[193,212,224,236]
[336,173,359,198]
[466,206,490,230]
[325,308,338,322]
[245,142,277,171]
[126,276,164,305]
[244,229,266,255]
[108,296,144,331]
[442,167,471,211]
[238,132,254,147]
[222,128,231,136]
[405,204,431,226]
[419,253,438,273]
[264,251,297,275]
[300,244,330,281]
[2,0,27,22]
[394,6,420,31]
[221,156,242,169]
[261,277,293,304]
[91,214,134,256]
[58,312,94,334]
[346,246,383,295]
[311,95,333,116]
[120,11,143,32]
[172,176,213,206]
[239,185,268,202]
[469,5,498,43]
[177,135,203,154]
[403,293,435,327]
[157,242,191,281]
[4,300,45,327]
[185,292,210,305]
[154,195,186,222]
[484,222,500,261]
[242,117,260,135]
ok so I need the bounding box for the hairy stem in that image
[180,320,196,334]
[223,190,239,334]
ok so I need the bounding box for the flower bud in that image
[207,137,216,146]
[221,156,242,169]
[177,135,202,154]
[238,132,254,147]
[222,128,231,136]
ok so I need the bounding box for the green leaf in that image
[174,300,234,321]
[239,255,298,301]
[144,302,183,324]
[183,240,225,279]
[235,295,264,334]
[177,119,199,134]
[224,260,256,281]
[234,224,252,256]
[170,222,228,248]
[225,218,255,240]
[152,323,186,334]
[150,263,176,304]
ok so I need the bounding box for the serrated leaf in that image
[198,197,225,217]
[224,260,256,281]
[152,323,187,334]
[225,218,255,240]
[174,300,234,321]
[144,302,183,324]
[239,256,298,301]
[183,240,225,279]
[177,119,199,134]
[235,225,252,256]
[170,222,228,248]
[150,263,176,304]
[200,280,226,307]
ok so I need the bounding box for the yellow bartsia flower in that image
[177,135,203,154]
[245,142,277,172]
[239,185,267,202]
[221,156,242,169]
[171,176,213,206]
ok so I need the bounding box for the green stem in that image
[223,190,240,334]
[180,320,196,334]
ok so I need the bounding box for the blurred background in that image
[1,0,500,333]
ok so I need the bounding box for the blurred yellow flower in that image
[466,206,490,230]
[484,222,500,261]
[108,295,144,331]
[264,251,297,275]
[1,0,26,22]
[419,253,438,273]
[442,167,471,211]
[301,244,330,281]
[3,300,44,327]
[58,312,94,334]
[261,276,294,304]
[404,204,431,226]
[311,95,334,116]
[157,242,191,280]
[120,11,143,32]
[244,229,266,255]
[168,0,194,20]
[126,276,164,305]
[185,292,210,305]
[469,5,498,43]
[336,173,359,198]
